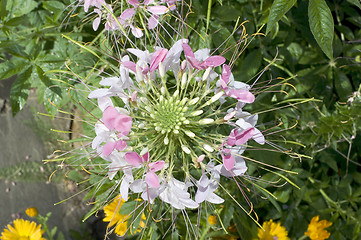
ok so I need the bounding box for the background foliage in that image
[1,0,361,239]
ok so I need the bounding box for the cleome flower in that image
[87,39,265,218]
[81,0,178,36]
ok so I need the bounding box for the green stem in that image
[206,0,212,33]
[199,224,211,240]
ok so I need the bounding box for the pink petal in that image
[120,8,136,21]
[187,56,202,69]
[123,61,137,72]
[199,56,226,69]
[224,111,236,121]
[149,161,165,172]
[113,114,132,136]
[182,43,195,58]
[143,0,154,4]
[115,140,127,151]
[221,64,231,87]
[103,106,120,129]
[131,91,138,102]
[226,89,255,103]
[102,106,133,135]
[149,49,168,72]
[147,6,169,15]
[145,171,160,188]
[128,0,139,7]
[148,14,159,29]
[233,128,255,146]
[227,129,237,146]
[182,44,202,69]
[142,152,149,163]
[125,152,143,167]
[103,141,117,156]
[222,150,235,171]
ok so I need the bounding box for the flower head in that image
[88,39,264,211]
[304,216,332,240]
[0,219,46,240]
[256,219,290,240]
[208,215,217,225]
[25,207,38,218]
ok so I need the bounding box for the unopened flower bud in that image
[206,91,224,105]
[25,207,38,217]
[197,155,205,162]
[182,146,191,154]
[190,110,203,116]
[136,64,144,81]
[161,87,166,95]
[203,144,214,152]
[184,130,195,138]
[181,73,187,88]
[202,67,212,81]
[164,136,169,145]
[181,60,187,71]
[159,62,165,78]
[188,97,199,105]
[199,118,214,124]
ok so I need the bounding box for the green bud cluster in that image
[153,96,187,134]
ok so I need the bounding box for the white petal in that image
[130,179,146,193]
[253,128,265,145]
[88,88,109,98]
[206,192,224,204]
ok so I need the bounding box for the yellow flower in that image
[103,195,146,236]
[0,219,46,240]
[304,216,332,240]
[256,219,290,240]
[208,215,217,225]
[25,207,38,218]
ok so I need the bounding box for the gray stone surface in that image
[0,77,88,239]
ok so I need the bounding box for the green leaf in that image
[44,87,62,115]
[118,201,137,216]
[0,60,27,80]
[5,16,26,26]
[0,0,8,21]
[214,5,240,22]
[11,0,38,17]
[36,66,53,87]
[237,49,262,82]
[50,226,58,237]
[334,70,353,102]
[274,188,292,203]
[56,232,65,240]
[1,42,29,59]
[42,1,66,12]
[10,66,33,116]
[347,0,361,10]
[66,170,83,182]
[266,0,297,34]
[308,0,334,59]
